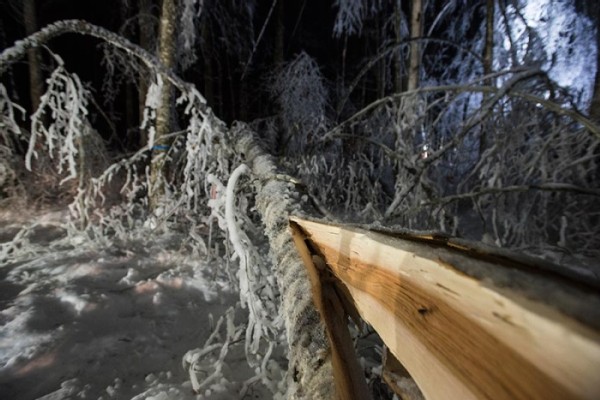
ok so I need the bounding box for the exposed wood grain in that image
[291,216,600,400]
[382,346,424,400]
[290,221,371,400]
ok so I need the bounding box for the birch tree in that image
[148,0,178,211]
[138,0,156,144]
[587,2,600,121]
[408,0,423,91]
[394,0,405,93]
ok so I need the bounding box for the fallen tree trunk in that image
[231,123,337,399]
[291,216,600,400]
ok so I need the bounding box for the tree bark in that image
[480,0,495,155]
[149,0,178,211]
[407,0,423,91]
[232,123,336,399]
[23,0,43,112]
[138,0,154,146]
[590,4,600,121]
[0,20,192,94]
[483,0,494,83]
[394,0,404,94]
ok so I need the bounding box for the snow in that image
[25,56,90,182]
[141,75,163,150]
[0,209,269,400]
[271,52,328,154]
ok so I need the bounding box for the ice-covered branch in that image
[231,122,336,399]
[0,19,204,107]
[225,163,282,365]
[0,83,24,148]
[337,36,485,114]
[330,78,600,140]
[411,184,600,211]
[25,57,89,182]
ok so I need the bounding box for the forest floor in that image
[0,207,267,400]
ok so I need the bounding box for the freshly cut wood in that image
[290,225,371,400]
[382,346,424,400]
[290,216,600,400]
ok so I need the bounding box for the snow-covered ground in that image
[0,208,266,400]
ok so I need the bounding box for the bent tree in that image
[149,0,178,211]
[0,18,336,399]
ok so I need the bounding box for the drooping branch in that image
[384,70,548,217]
[329,77,600,141]
[408,184,600,214]
[337,37,485,115]
[483,0,495,81]
[0,19,200,105]
[23,0,43,112]
[149,0,178,210]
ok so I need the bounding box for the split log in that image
[291,216,600,400]
[290,223,371,400]
[382,347,424,400]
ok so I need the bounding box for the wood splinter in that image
[290,220,372,400]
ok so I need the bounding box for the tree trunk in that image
[480,0,495,156]
[483,0,494,83]
[149,0,178,211]
[376,15,386,99]
[232,124,336,399]
[226,55,236,122]
[201,18,214,108]
[138,0,154,146]
[339,35,348,116]
[119,1,136,138]
[274,0,284,67]
[216,57,224,118]
[23,0,43,112]
[394,0,404,94]
[125,84,136,144]
[590,5,600,121]
[239,79,249,121]
[407,0,423,92]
